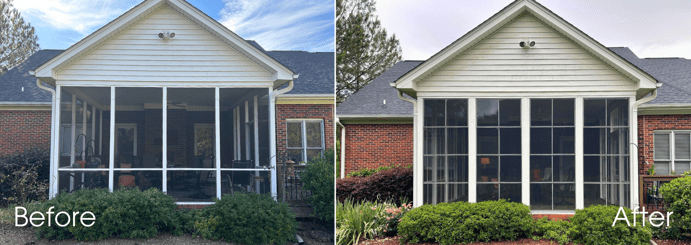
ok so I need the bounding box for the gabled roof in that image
[33,0,294,83]
[0,50,63,104]
[337,61,422,119]
[392,0,657,97]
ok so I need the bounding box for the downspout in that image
[631,82,661,208]
[269,77,296,200]
[34,77,57,199]
[395,89,419,206]
[336,118,345,178]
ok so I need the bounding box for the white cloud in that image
[13,0,141,35]
[219,0,334,52]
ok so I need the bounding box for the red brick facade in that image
[637,114,691,175]
[276,104,335,156]
[343,124,413,175]
[0,110,52,155]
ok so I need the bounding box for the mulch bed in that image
[357,236,579,245]
[653,239,691,245]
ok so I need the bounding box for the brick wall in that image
[276,104,334,156]
[343,124,413,175]
[0,110,51,155]
[638,114,691,175]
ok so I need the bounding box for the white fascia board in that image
[393,0,657,91]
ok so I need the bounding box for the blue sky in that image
[12,0,334,52]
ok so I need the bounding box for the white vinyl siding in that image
[57,6,272,82]
[417,13,635,93]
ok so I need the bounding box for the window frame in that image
[653,130,691,175]
[286,119,325,163]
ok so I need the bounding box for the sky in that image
[11,0,335,52]
[375,0,691,60]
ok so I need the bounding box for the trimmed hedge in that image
[658,176,691,239]
[0,147,50,205]
[570,205,652,245]
[346,164,411,178]
[398,200,533,244]
[337,167,412,204]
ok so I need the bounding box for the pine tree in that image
[0,0,39,76]
[336,0,402,103]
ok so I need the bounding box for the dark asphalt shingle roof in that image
[337,61,422,116]
[610,47,691,104]
[0,50,63,103]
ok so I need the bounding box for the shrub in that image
[380,201,412,236]
[532,217,571,245]
[167,208,200,236]
[300,148,335,221]
[659,176,691,238]
[197,193,297,245]
[0,147,50,205]
[398,200,533,244]
[35,187,176,240]
[569,205,651,245]
[337,167,412,204]
[336,199,385,245]
[347,164,410,178]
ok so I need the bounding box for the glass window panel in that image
[447,128,468,154]
[220,170,270,197]
[113,170,162,191]
[553,99,574,126]
[448,156,468,182]
[167,170,216,202]
[654,134,670,159]
[500,128,521,154]
[478,156,498,182]
[584,184,605,208]
[530,156,551,182]
[500,156,521,182]
[655,162,669,175]
[500,99,521,126]
[305,122,322,147]
[477,128,498,154]
[424,157,434,182]
[306,149,322,161]
[675,133,691,159]
[623,156,630,181]
[58,171,109,194]
[554,156,575,182]
[531,128,552,154]
[477,99,499,126]
[436,184,446,204]
[448,184,468,203]
[447,100,468,126]
[553,184,575,210]
[531,99,552,126]
[676,162,690,175]
[531,183,552,210]
[437,158,446,182]
[606,184,621,206]
[424,184,434,204]
[425,100,445,127]
[607,99,628,126]
[287,149,303,163]
[607,128,623,154]
[584,128,606,155]
[608,156,621,182]
[287,122,302,148]
[584,156,604,182]
[584,99,606,126]
[424,128,445,154]
[477,183,498,202]
[500,184,522,203]
[553,128,574,154]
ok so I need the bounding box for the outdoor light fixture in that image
[519,39,535,48]
[158,31,175,39]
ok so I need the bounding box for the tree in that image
[336,0,401,103]
[1,0,39,76]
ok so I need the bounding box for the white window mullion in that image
[162,87,167,193]
[108,86,115,192]
[468,98,477,203]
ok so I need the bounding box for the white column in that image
[215,87,222,198]
[82,101,87,161]
[254,96,260,193]
[468,98,477,203]
[109,87,115,192]
[70,95,76,191]
[630,96,639,209]
[575,97,584,209]
[236,106,241,160]
[413,98,423,207]
[340,126,346,179]
[91,105,96,156]
[162,87,167,193]
[268,87,277,200]
[521,98,531,206]
[51,86,62,198]
[245,101,250,160]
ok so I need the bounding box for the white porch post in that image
[414,98,424,207]
[269,86,277,200]
[521,98,530,206]
[215,87,222,198]
[630,96,639,209]
[575,97,584,209]
[92,105,96,155]
[162,87,167,193]
[51,86,62,198]
[82,101,87,161]
[70,94,76,191]
[108,87,115,192]
[254,96,260,193]
[245,101,250,160]
[468,98,477,203]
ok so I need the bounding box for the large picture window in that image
[583,99,629,207]
[530,99,575,210]
[653,131,691,175]
[476,99,521,203]
[423,99,468,205]
[287,120,325,163]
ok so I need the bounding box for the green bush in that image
[300,148,335,221]
[197,193,297,245]
[347,164,411,178]
[35,187,176,240]
[569,205,651,245]
[398,200,533,244]
[336,199,386,245]
[532,217,571,244]
[659,176,691,238]
[0,147,50,206]
[167,208,200,236]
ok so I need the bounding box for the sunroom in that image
[31,0,296,204]
[392,0,659,213]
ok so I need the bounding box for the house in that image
[338,0,691,214]
[0,0,334,205]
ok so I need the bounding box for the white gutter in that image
[269,79,294,200]
[336,118,345,178]
[630,82,661,208]
[35,78,57,199]
[396,90,419,206]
